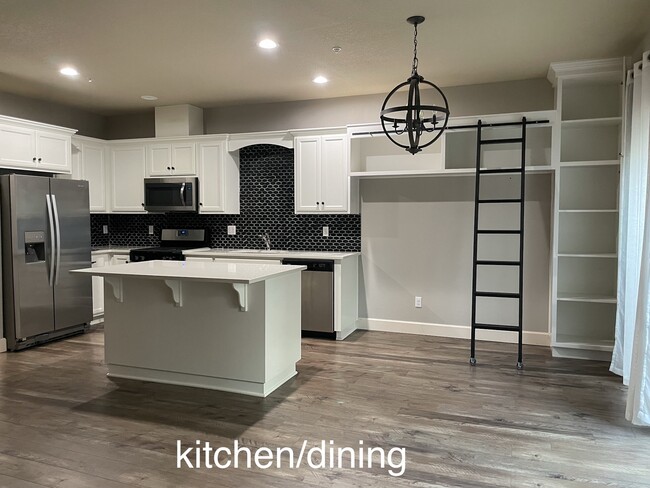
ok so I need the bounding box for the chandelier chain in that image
[412,22,418,74]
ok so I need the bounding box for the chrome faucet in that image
[260,232,271,251]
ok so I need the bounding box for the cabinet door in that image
[148,144,172,176]
[36,131,71,172]
[92,255,107,316]
[0,125,37,167]
[171,143,196,175]
[198,142,225,212]
[320,135,349,212]
[111,145,146,212]
[295,136,321,213]
[81,143,107,212]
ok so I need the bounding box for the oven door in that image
[144,178,197,212]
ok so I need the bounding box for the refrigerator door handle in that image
[45,194,56,287]
[51,194,62,285]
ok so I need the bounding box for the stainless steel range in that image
[129,228,209,262]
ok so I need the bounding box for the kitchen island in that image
[73,260,305,397]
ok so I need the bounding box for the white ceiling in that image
[0,0,648,115]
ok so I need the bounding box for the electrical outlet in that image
[227,225,236,235]
[322,226,329,237]
[148,225,154,235]
[415,296,422,308]
[102,225,108,235]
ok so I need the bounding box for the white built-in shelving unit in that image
[347,111,555,179]
[548,58,625,360]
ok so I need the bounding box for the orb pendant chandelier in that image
[380,16,450,155]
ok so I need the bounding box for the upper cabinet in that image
[0,115,75,173]
[294,131,357,214]
[70,137,109,212]
[147,141,196,176]
[110,144,146,212]
[198,138,240,214]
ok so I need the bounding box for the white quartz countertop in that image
[72,260,306,284]
[91,247,132,255]
[183,249,359,261]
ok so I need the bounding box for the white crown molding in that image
[0,113,77,134]
[547,57,624,86]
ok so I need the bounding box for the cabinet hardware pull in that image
[38,158,42,162]
[32,157,36,162]
[167,166,170,170]
[141,203,145,206]
[172,167,175,170]
[199,202,203,206]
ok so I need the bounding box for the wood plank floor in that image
[0,327,648,487]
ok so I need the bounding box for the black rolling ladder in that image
[470,117,527,370]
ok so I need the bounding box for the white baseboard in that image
[0,338,6,353]
[357,318,550,346]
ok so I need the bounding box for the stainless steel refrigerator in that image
[1,174,92,350]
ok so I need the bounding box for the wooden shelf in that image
[557,293,616,304]
[559,160,620,167]
[561,117,622,127]
[558,253,617,259]
[349,166,554,179]
[559,209,618,214]
[552,337,614,352]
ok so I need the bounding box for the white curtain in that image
[611,51,650,426]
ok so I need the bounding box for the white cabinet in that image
[197,139,240,214]
[110,144,146,212]
[294,133,352,213]
[71,137,108,212]
[147,141,196,176]
[92,254,108,316]
[0,116,74,173]
[36,131,71,171]
[0,125,36,167]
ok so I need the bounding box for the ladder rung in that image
[479,168,523,175]
[476,260,521,266]
[480,137,524,145]
[475,291,521,299]
[477,229,521,234]
[478,198,522,204]
[474,323,521,332]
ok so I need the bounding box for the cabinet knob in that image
[167,166,170,170]
[32,157,36,162]
[38,158,42,162]
[141,203,145,207]
[199,202,203,206]
[171,166,175,170]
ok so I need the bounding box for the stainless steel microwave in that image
[144,177,198,212]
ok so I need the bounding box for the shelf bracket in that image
[164,280,183,307]
[232,283,248,312]
[104,277,123,303]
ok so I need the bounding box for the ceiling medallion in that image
[380,16,450,155]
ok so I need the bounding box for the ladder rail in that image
[470,121,482,363]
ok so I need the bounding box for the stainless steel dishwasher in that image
[281,259,334,336]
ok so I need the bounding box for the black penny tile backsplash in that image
[91,144,361,251]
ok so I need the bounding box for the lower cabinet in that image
[92,254,108,316]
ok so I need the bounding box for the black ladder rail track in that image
[470,117,526,370]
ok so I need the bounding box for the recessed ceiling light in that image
[313,76,328,84]
[140,95,158,101]
[258,39,278,49]
[332,46,342,53]
[59,67,79,77]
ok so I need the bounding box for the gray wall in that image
[105,111,155,140]
[0,90,105,139]
[359,175,552,333]
[632,30,650,61]
[204,78,553,134]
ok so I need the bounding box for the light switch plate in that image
[415,296,422,308]
[148,225,154,235]
[322,226,329,237]
[227,225,236,235]
[102,225,108,235]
